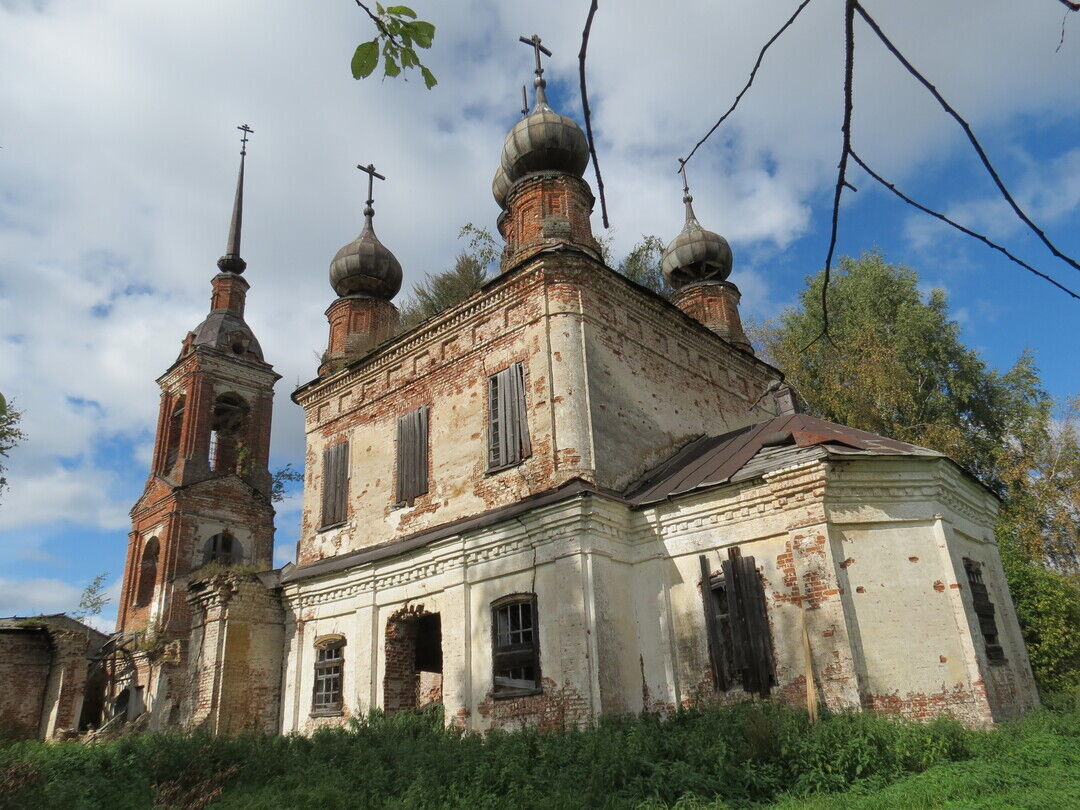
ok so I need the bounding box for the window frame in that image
[311,636,346,716]
[487,362,532,473]
[320,441,349,530]
[490,593,541,699]
[395,405,430,507]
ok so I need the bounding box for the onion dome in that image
[492,164,511,209]
[329,202,402,300]
[189,311,263,360]
[499,51,589,184]
[661,179,732,289]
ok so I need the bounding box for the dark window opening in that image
[134,536,159,607]
[700,549,775,696]
[312,638,345,714]
[164,396,185,472]
[396,406,429,506]
[383,610,442,714]
[204,532,241,566]
[209,393,249,474]
[487,363,531,471]
[492,594,540,696]
[321,441,349,528]
[964,558,1006,663]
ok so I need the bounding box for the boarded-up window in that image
[964,558,1006,663]
[321,441,348,528]
[312,637,345,714]
[395,406,429,506]
[700,548,775,696]
[491,594,540,696]
[488,363,531,470]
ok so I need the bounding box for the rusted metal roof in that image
[624,413,940,505]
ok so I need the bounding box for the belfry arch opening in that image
[203,531,242,566]
[383,606,442,714]
[134,536,159,607]
[208,393,249,474]
[163,395,185,472]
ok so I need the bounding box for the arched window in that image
[209,393,249,474]
[163,396,185,472]
[134,537,159,607]
[204,532,242,566]
[312,635,346,715]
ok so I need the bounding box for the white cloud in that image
[0,0,1077,576]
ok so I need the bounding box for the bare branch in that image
[579,0,609,229]
[850,149,1080,301]
[855,1,1080,275]
[680,0,813,166]
[804,0,855,351]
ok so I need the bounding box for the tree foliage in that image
[270,463,304,504]
[617,234,673,298]
[397,225,498,330]
[351,3,437,89]
[0,392,26,502]
[72,572,111,622]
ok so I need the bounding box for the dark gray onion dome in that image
[329,206,402,299]
[189,311,264,360]
[499,89,589,183]
[661,192,733,289]
[492,164,511,209]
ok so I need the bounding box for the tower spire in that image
[678,158,699,226]
[217,124,253,274]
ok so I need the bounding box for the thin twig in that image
[855,1,1080,274]
[355,1,400,46]
[579,0,609,229]
[1058,12,1070,52]
[850,149,1080,300]
[680,0,814,166]
[804,0,855,351]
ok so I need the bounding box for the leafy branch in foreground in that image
[352,3,437,89]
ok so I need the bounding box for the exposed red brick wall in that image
[671,281,752,353]
[476,677,591,730]
[498,172,601,269]
[0,631,50,739]
[322,295,400,374]
[209,273,249,316]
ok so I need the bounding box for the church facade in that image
[101,50,1038,738]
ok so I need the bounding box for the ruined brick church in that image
[9,42,1039,739]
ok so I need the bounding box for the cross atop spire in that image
[677,158,699,226]
[356,163,386,219]
[218,124,254,274]
[519,33,552,108]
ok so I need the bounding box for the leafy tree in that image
[617,234,672,298]
[397,225,499,329]
[270,463,305,504]
[351,3,437,89]
[0,392,26,503]
[72,572,111,622]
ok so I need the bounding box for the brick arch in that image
[134,536,159,607]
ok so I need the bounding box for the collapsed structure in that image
[4,40,1038,741]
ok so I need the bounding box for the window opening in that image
[164,396,185,472]
[396,406,429,506]
[204,532,241,566]
[383,609,442,714]
[492,595,540,696]
[134,537,159,607]
[700,549,775,696]
[963,558,1006,663]
[488,363,531,471]
[209,393,249,475]
[321,441,349,528]
[312,639,345,714]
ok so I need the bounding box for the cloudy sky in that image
[1,0,1077,629]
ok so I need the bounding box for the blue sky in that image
[1,0,1077,630]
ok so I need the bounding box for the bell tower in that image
[117,125,279,647]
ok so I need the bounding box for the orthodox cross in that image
[519,34,552,81]
[238,124,253,156]
[356,162,386,210]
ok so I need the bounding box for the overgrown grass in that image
[1,695,1077,809]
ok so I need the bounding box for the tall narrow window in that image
[321,441,349,528]
[487,362,531,471]
[395,406,429,506]
[964,558,1006,663]
[700,548,775,696]
[164,396,185,472]
[209,393,249,474]
[491,594,540,696]
[204,532,241,566]
[134,537,159,607]
[312,637,345,714]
